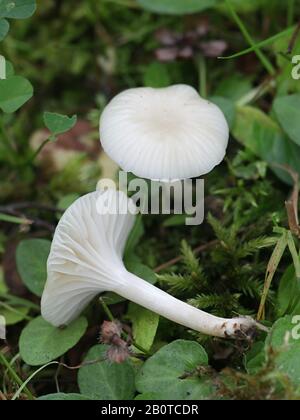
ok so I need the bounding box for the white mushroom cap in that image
[100,84,229,181]
[41,189,259,340]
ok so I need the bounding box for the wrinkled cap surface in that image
[100,84,229,181]
[41,190,136,327]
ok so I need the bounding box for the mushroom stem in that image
[115,270,258,339]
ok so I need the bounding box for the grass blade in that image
[219,27,295,60]
[224,0,276,75]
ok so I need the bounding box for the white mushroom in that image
[41,189,260,339]
[100,84,229,182]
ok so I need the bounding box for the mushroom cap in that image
[41,189,135,327]
[100,84,229,181]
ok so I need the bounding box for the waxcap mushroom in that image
[41,189,264,339]
[100,84,229,181]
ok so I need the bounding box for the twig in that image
[285,170,300,238]
[154,240,218,273]
[0,391,7,400]
[272,163,300,237]
[0,203,62,213]
[58,358,105,370]
[0,207,55,232]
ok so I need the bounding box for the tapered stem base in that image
[115,270,258,339]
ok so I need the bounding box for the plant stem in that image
[197,55,207,98]
[0,117,16,164]
[287,0,295,26]
[0,302,33,321]
[27,137,52,165]
[99,297,115,322]
[0,351,35,400]
[287,21,300,54]
[237,77,276,106]
[0,212,32,225]
[0,293,40,311]
[12,362,58,400]
[225,0,275,75]
[99,297,151,355]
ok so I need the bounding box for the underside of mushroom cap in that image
[100,84,229,182]
[41,190,135,327]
